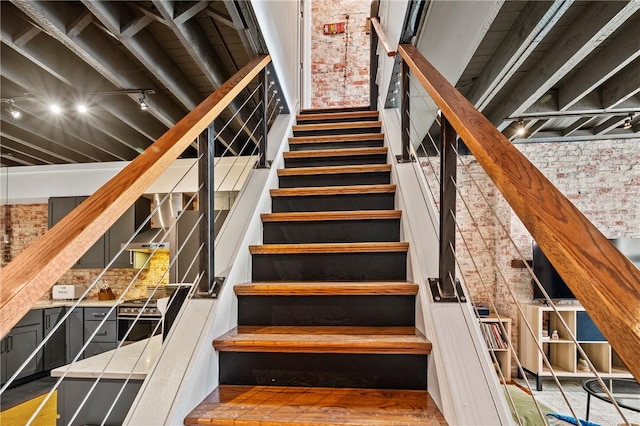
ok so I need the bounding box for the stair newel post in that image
[400,58,411,162]
[258,67,269,168]
[197,125,215,296]
[438,116,458,299]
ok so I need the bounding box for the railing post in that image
[439,116,458,298]
[197,125,215,295]
[258,68,269,168]
[400,58,411,162]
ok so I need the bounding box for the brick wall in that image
[1,203,170,301]
[421,137,640,358]
[311,0,370,108]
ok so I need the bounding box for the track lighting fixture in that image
[622,114,633,130]
[8,100,21,119]
[515,119,526,136]
[139,93,148,111]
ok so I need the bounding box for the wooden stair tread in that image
[214,326,431,354]
[234,281,418,296]
[293,121,382,132]
[271,184,395,197]
[249,242,409,254]
[288,133,384,144]
[296,111,379,122]
[184,385,447,425]
[284,147,387,158]
[261,210,401,222]
[278,164,391,176]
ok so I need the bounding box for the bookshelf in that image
[479,316,512,382]
[519,303,632,391]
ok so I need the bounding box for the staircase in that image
[185,109,446,425]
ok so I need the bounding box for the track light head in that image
[515,119,526,136]
[139,93,148,111]
[622,114,633,130]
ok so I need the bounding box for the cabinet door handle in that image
[46,316,50,328]
[92,313,107,318]
[97,331,109,336]
[7,336,13,352]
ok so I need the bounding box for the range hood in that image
[121,193,188,253]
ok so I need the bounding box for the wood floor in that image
[185,385,447,425]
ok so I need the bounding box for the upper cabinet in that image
[48,197,151,269]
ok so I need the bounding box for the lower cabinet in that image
[66,308,85,363]
[83,308,117,359]
[0,310,44,385]
[44,307,67,370]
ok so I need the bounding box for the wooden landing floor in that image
[185,385,447,425]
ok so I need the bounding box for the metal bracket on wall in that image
[428,278,467,303]
[395,154,416,163]
[211,276,226,298]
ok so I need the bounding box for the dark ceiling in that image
[1,1,639,168]
[0,0,268,167]
[454,0,640,141]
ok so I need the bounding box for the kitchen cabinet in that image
[48,196,104,269]
[83,308,117,358]
[171,210,201,283]
[44,307,67,370]
[1,310,43,385]
[66,308,84,363]
[106,198,151,268]
[49,197,151,269]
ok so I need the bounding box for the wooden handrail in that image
[370,18,396,57]
[0,55,271,337]
[398,44,640,381]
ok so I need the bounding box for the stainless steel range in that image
[117,285,192,344]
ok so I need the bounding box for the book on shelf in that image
[481,323,508,350]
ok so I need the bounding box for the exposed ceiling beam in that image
[593,115,626,135]
[1,47,150,155]
[485,1,640,130]
[11,0,186,128]
[0,152,33,166]
[601,57,640,109]
[12,25,40,46]
[174,1,211,25]
[128,3,168,26]
[558,16,640,110]
[223,0,260,56]
[467,0,573,111]
[0,120,94,163]
[0,78,133,161]
[1,18,164,142]
[121,14,154,38]
[562,116,595,136]
[204,7,235,28]
[83,0,203,111]
[1,135,59,165]
[66,11,93,38]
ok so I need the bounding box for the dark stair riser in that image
[299,107,371,114]
[272,193,395,212]
[263,219,400,243]
[293,126,381,137]
[289,140,384,151]
[284,154,388,168]
[219,352,427,390]
[238,295,415,326]
[251,252,407,281]
[279,171,390,188]
[297,116,379,125]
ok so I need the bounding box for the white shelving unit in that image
[519,303,632,390]
[479,316,512,382]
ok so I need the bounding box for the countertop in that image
[32,299,122,309]
[51,335,162,380]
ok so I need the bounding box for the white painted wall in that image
[252,0,301,113]
[0,157,257,205]
[377,0,409,104]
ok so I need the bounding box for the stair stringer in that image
[382,107,513,425]
[124,114,295,426]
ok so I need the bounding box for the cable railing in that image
[0,53,288,425]
[389,40,640,425]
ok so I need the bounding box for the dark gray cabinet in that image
[48,197,150,269]
[48,196,105,269]
[83,308,117,358]
[66,308,84,363]
[44,307,67,370]
[172,210,201,283]
[106,198,150,268]
[0,310,43,385]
